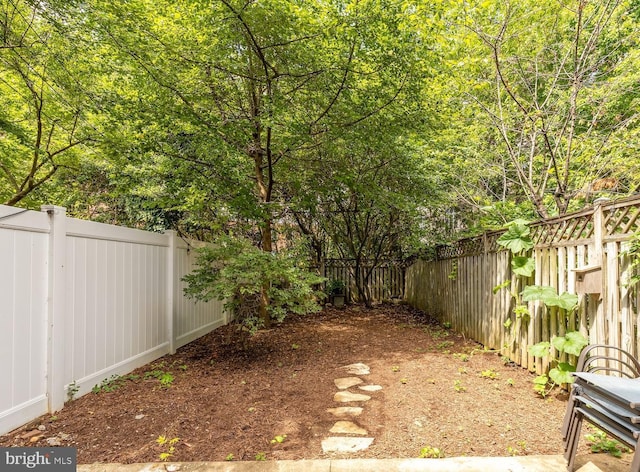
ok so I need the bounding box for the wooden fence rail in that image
[405,195,640,374]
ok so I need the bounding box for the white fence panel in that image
[0,205,228,435]
[0,209,49,434]
[173,238,227,350]
[64,218,171,399]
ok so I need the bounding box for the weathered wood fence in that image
[323,259,405,304]
[405,196,640,374]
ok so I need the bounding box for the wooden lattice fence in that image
[405,195,640,374]
[323,260,405,304]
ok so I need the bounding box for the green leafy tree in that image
[0,0,94,206]
[61,0,429,322]
[289,132,435,306]
[435,0,640,226]
[462,0,639,217]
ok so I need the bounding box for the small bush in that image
[183,235,325,335]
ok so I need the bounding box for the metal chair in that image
[562,344,640,472]
[562,344,640,440]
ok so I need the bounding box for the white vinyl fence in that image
[0,205,228,435]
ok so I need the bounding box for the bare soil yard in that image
[0,304,627,468]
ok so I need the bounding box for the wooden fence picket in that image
[323,260,406,304]
[405,195,640,373]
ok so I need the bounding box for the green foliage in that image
[183,235,324,334]
[621,232,640,287]
[528,342,551,358]
[144,369,175,388]
[514,305,530,322]
[552,332,589,357]
[453,380,466,393]
[532,375,550,397]
[0,0,93,206]
[450,1,640,218]
[2,0,638,272]
[511,256,535,277]
[521,285,557,301]
[453,353,469,362]
[448,260,458,280]
[548,363,577,385]
[507,440,527,456]
[480,369,499,380]
[528,331,588,395]
[529,332,588,364]
[437,341,454,351]
[493,280,510,294]
[326,279,346,296]
[156,435,179,462]
[419,445,445,458]
[270,435,287,444]
[255,452,267,461]
[521,286,579,311]
[66,381,79,402]
[496,220,534,254]
[92,374,136,394]
[585,428,630,458]
[142,361,185,388]
[428,327,450,340]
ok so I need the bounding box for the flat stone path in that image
[326,407,363,417]
[333,391,371,402]
[334,377,363,389]
[330,421,368,435]
[321,362,382,454]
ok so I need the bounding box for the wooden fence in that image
[405,196,640,374]
[323,260,405,304]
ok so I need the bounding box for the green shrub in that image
[183,235,325,335]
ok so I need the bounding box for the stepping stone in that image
[334,377,363,390]
[576,463,604,472]
[321,436,374,453]
[359,385,382,392]
[341,363,370,375]
[334,391,371,403]
[330,421,367,435]
[326,407,363,417]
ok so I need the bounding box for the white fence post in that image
[41,205,67,413]
[166,230,177,354]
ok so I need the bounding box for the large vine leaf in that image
[549,362,576,385]
[521,285,558,302]
[544,292,579,311]
[512,256,535,277]
[552,332,588,356]
[497,220,534,254]
[528,341,550,357]
[521,285,578,310]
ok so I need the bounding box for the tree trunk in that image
[253,142,273,328]
[259,215,272,327]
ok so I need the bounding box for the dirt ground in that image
[0,304,631,467]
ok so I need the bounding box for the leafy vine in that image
[495,219,587,396]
